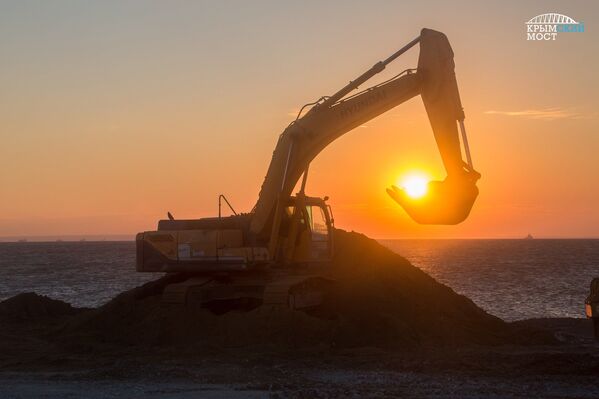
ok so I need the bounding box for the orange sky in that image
[1,1,598,239]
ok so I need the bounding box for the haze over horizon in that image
[1,1,598,239]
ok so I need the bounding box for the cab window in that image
[306,205,329,260]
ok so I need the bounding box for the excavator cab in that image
[279,195,334,264]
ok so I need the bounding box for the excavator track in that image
[161,271,334,314]
[162,277,213,304]
[263,274,334,310]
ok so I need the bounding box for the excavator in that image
[135,28,481,312]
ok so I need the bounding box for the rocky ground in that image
[1,230,598,398]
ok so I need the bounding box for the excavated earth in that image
[1,229,599,398]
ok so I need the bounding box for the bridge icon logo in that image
[526,13,584,40]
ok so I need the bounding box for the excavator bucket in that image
[388,28,480,225]
[387,172,479,225]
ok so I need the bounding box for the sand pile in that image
[323,230,513,347]
[1,230,539,355]
[0,292,84,323]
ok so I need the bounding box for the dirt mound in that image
[325,230,525,347]
[46,229,540,353]
[1,229,551,357]
[0,292,84,323]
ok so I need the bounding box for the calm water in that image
[0,242,154,309]
[0,240,598,320]
[381,239,599,320]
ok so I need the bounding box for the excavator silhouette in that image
[136,28,480,312]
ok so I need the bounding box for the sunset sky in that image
[1,1,598,239]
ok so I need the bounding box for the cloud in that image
[484,107,593,121]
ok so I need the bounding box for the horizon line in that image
[1,234,598,242]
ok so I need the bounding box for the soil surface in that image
[1,230,598,398]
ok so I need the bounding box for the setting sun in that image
[399,174,430,199]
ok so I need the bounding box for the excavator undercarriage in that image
[160,272,334,314]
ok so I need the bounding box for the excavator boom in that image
[251,28,480,238]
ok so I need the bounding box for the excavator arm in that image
[250,28,480,239]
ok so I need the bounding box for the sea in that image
[0,239,598,321]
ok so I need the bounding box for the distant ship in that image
[524,234,534,240]
[18,238,27,242]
